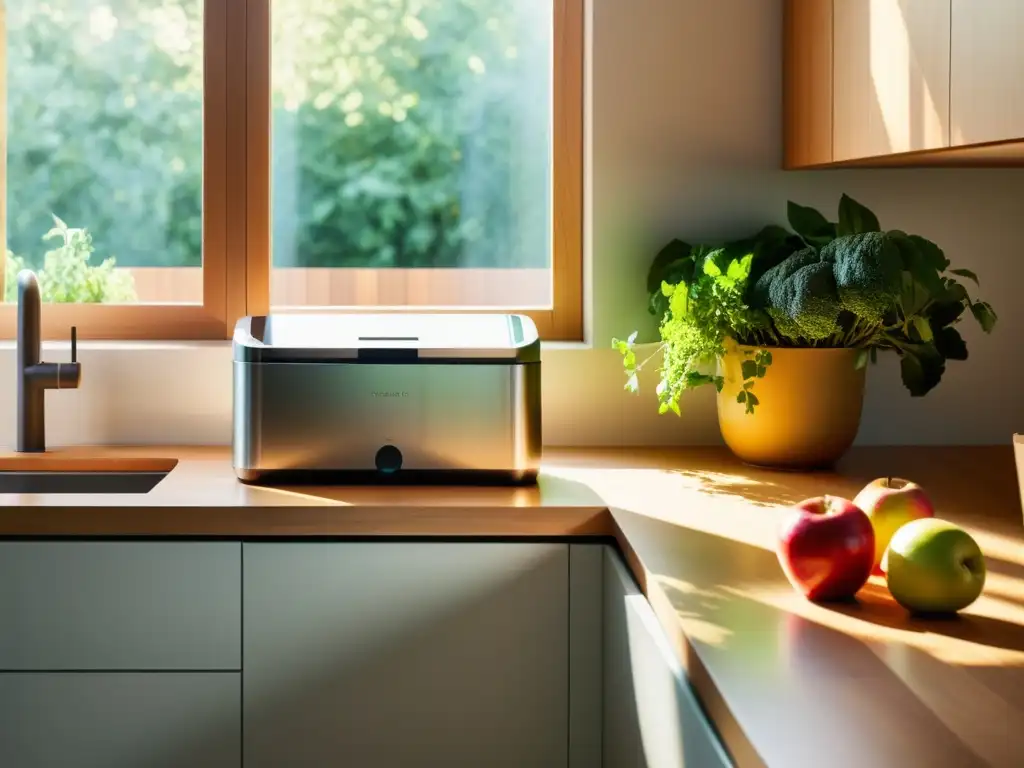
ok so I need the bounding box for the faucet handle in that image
[70,326,77,363]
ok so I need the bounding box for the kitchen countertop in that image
[1,445,1022,767]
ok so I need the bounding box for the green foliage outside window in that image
[5,0,549,280]
[3,217,137,304]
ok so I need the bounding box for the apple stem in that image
[887,476,892,488]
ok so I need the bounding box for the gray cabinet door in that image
[0,542,241,670]
[244,543,568,768]
[0,673,241,768]
[603,549,733,768]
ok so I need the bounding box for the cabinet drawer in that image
[0,542,241,670]
[0,673,241,768]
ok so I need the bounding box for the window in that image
[0,0,583,341]
[0,0,229,339]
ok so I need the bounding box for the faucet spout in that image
[15,270,82,453]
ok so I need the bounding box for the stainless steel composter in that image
[232,313,541,484]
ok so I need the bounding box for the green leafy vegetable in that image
[616,194,996,413]
[837,194,881,236]
[787,201,836,251]
[827,232,903,324]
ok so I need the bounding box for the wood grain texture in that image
[1,445,1023,766]
[0,448,177,473]
[950,0,1024,147]
[818,137,1024,167]
[834,0,951,161]
[784,0,833,168]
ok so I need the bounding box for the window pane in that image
[271,0,553,309]
[3,0,204,305]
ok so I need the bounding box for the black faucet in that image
[16,270,81,452]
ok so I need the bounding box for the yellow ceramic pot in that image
[717,341,866,469]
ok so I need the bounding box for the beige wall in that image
[585,0,1024,446]
[0,0,1021,448]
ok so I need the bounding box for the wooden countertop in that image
[2,445,1023,767]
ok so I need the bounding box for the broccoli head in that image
[750,246,841,340]
[749,246,818,310]
[767,260,842,340]
[824,232,902,323]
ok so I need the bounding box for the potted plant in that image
[614,195,997,469]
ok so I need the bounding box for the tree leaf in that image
[854,348,869,370]
[891,231,944,298]
[950,268,979,285]
[702,255,723,277]
[787,201,836,250]
[646,239,693,294]
[625,373,639,392]
[942,280,968,304]
[899,343,946,397]
[837,194,881,236]
[927,299,966,328]
[970,301,997,333]
[741,360,758,379]
[713,376,725,393]
[911,314,934,343]
[934,326,968,361]
[736,390,747,404]
[726,253,754,282]
[685,371,714,388]
[908,235,950,272]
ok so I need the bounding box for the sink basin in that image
[0,471,169,494]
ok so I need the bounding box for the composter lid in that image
[233,313,541,364]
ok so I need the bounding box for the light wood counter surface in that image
[1,445,1022,767]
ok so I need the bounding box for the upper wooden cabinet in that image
[950,0,1024,147]
[785,0,1024,167]
[833,0,950,161]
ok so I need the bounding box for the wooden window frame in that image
[0,0,232,341]
[0,0,583,342]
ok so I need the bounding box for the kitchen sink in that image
[0,471,169,494]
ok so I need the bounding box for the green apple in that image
[885,518,986,614]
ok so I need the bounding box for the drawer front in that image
[0,673,241,768]
[0,542,241,670]
[243,542,568,768]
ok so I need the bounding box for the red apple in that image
[852,477,935,576]
[777,496,875,602]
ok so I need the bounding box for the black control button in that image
[374,445,403,474]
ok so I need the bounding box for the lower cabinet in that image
[603,549,733,768]
[243,542,569,768]
[0,673,241,768]
[0,540,731,767]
